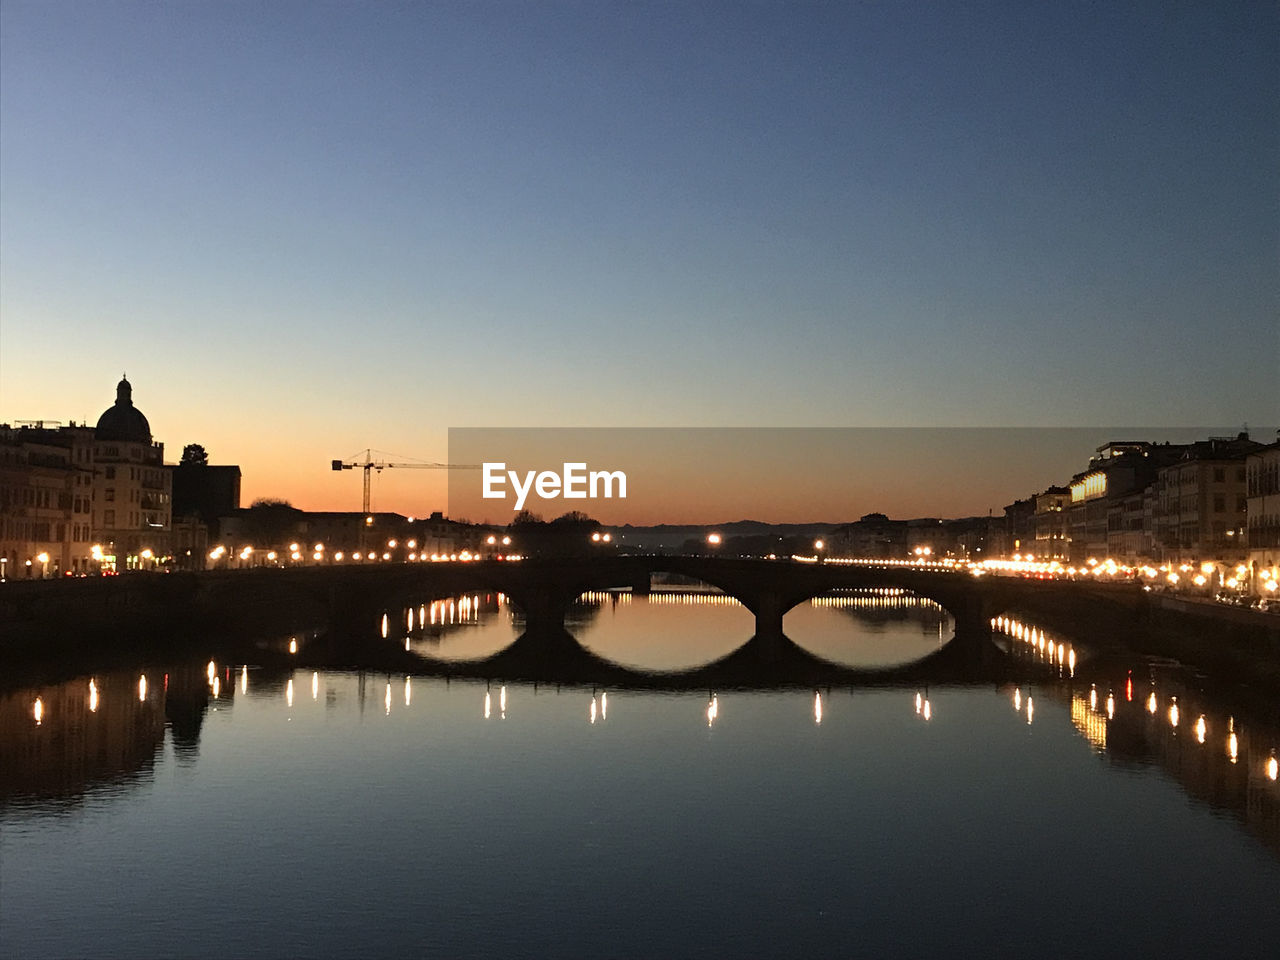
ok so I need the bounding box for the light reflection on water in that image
[398,587,952,671]
[2,599,1279,958]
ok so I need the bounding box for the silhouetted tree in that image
[181,443,209,465]
[506,511,602,557]
[241,499,303,547]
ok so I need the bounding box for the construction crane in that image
[331,450,480,514]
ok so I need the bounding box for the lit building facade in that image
[0,424,95,576]
[1153,435,1259,565]
[1032,486,1070,560]
[90,378,172,569]
[1245,440,1280,591]
[0,379,173,576]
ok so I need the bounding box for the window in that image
[105,466,115,480]
[1213,494,1225,512]
[104,510,115,526]
[105,489,115,502]
[1213,468,1225,482]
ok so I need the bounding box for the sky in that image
[1,1,1276,517]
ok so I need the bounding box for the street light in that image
[707,533,722,546]
[37,552,50,578]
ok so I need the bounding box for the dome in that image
[95,377,152,443]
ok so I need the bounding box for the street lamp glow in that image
[814,540,824,551]
[36,552,49,564]
[707,533,722,546]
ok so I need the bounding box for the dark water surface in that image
[3,590,1278,958]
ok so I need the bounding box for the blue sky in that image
[1,1,1276,510]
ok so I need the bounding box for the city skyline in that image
[2,2,1277,514]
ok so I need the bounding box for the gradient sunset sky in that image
[2,2,1276,517]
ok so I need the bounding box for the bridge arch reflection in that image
[334,590,1015,690]
[316,557,1004,657]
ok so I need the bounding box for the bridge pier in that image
[743,592,792,663]
[752,592,786,642]
[506,585,575,638]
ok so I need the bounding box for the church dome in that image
[95,377,152,443]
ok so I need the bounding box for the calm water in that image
[3,589,1279,959]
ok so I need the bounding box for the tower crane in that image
[331,450,480,514]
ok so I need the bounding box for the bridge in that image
[305,555,1025,641]
[0,555,1205,686]
[258,555,1062,687]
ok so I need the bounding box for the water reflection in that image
[382,587,967,675]
[1,670,169,806]
[4,599,1280,879]
[2,663,1276,959]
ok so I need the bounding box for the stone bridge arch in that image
[293,556,1014,659]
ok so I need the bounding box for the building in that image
[1107,486,1155,564]
[1032,486,1070,560]
[1245,439,1280,591]
[0,378,173,576]
[90,378,172,569]
[0,423,95,577]
[829,513,907,558]
[171,458,241,529]
[1152,434,1260,565]
[170,448,241,569]
[208,509,494,565]
[994,498,1035,558]
[1067,441,1187,564]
